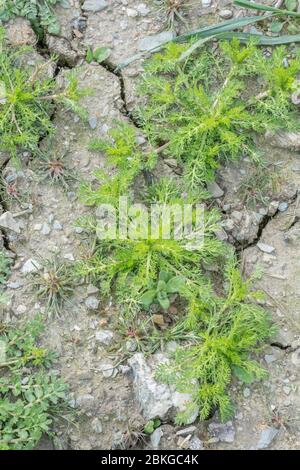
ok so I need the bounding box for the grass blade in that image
[116,14,274,70]
[234,0,300,18]
[218,31,300,44]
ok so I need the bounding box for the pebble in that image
[278,202,288,212]
[189,436,204,450]
[0,212,21,234]
[34,224,42,231]
[95,329,114,345]
[21,259,41,274]
[268,200,279,216]
[291,349,300,366]
[16,304,27,315]
[259,208,268,216]
[53,220,63,230]
[7,281,21,289]
[176,426,197,437]
[219,9,233,19]
[150,428,163,449]
[256,427,279,449]
[202,0,212,6]
[85,296,100,310]
[207,181,224,198]
[82,0,107,12]
[91,417,103,434]
[99,362,115,378]
[291,163,300,172]
[64,253,75,261]
[243,387,251,398]
[264,354,276,364]
[126,7,138,17]
[88,115,98,129]
[136,3,150,16]
[138,31,175,52]
[41,223,51,235]
[208,421,236,443]
[126,339,137,352]
[86,284,99,295]
[257,242,275,254]
[283,386,291,395]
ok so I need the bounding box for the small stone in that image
[207,181,224,198]
[126,339,137,352]
[291,349,300,366]
[16,304,27,315]
[41,223,51,235]
[215,228,228,241]
[76,394,95,409]
[152,314,165,326]
[6,17,36,46]
[243,387,251,398]
[91,418,103,434]
[0,212,21,233]
[126,8,138,17]
[87,284,99,295]
[202,0,212,6]
[291,162,300,172]
[268,201,279,216]
[264,354,276,364]
[63,253,75,261]
[138,31,175,52]
[21,259,41,274]
[88,115,98,129]
[231,210,243,222]
[75,226,84,234]
[208,421,235,443]
[278,202,288,212]
[223,204,231,212]
[256,427,279,449]
[7,282,21,289]
[82,0,107,12]
[85,296,100,310]
[189,436,204,450]
[283,386,291,395]
[291,90,300,105]
[259,208,268,216]
[95,329,114,345]
[150,428,163,449]
[219,9,233,19]
[99,362,115,378]
[136,3,150,16]
[257,242,275,254]
[176,426,197,437]
[34,224,42,231]
[53,220,63,230]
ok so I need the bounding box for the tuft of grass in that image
[153,0,190,29]
[238,164,280,207]
[30,258,75,317]
[34,148,77,189]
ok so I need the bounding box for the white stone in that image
[21,259,41,274]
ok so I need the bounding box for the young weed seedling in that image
[0,316,71,450]
[30,257,75,317]
[138,39,300,189]
[0,28,89,160]
[0,0,62,35]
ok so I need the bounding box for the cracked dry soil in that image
[0,0,300,451]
